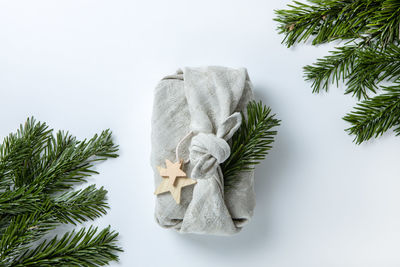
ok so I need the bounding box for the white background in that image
[1,1,400,266]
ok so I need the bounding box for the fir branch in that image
[0,118,121,266]
[0,208,58,264]
[0,118,52,189]
[51,185,108,225]
[343,84,400,144]
[306,44,400,100]
[38,129,119,194]
[368,0,400,46]
[274,0,381,47]
[346,44,400,99]
[13,226,122,267]
[304,45,359,94]
[276,0,400,142]
[222,101,280,190]
[0,186,42,215]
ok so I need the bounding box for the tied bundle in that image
[151,66,258,235]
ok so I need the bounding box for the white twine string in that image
[175,131,193,163]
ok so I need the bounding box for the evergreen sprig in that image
[222,101,280,190]
[275,0,381,47]
[344,84,400,144]
[275,0,400,143]
[13,226,120,267]
[0,117,122,266]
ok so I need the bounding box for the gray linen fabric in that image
[151,66,255,235]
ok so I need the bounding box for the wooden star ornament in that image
[154,159,196,204]
[157,159,186,187]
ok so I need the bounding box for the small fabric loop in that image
[189,112,242,180]
[217,112,242,140]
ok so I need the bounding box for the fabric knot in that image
[189,112,242,180]
[189,133,230,180]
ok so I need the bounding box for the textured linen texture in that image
[151,66,255,235]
